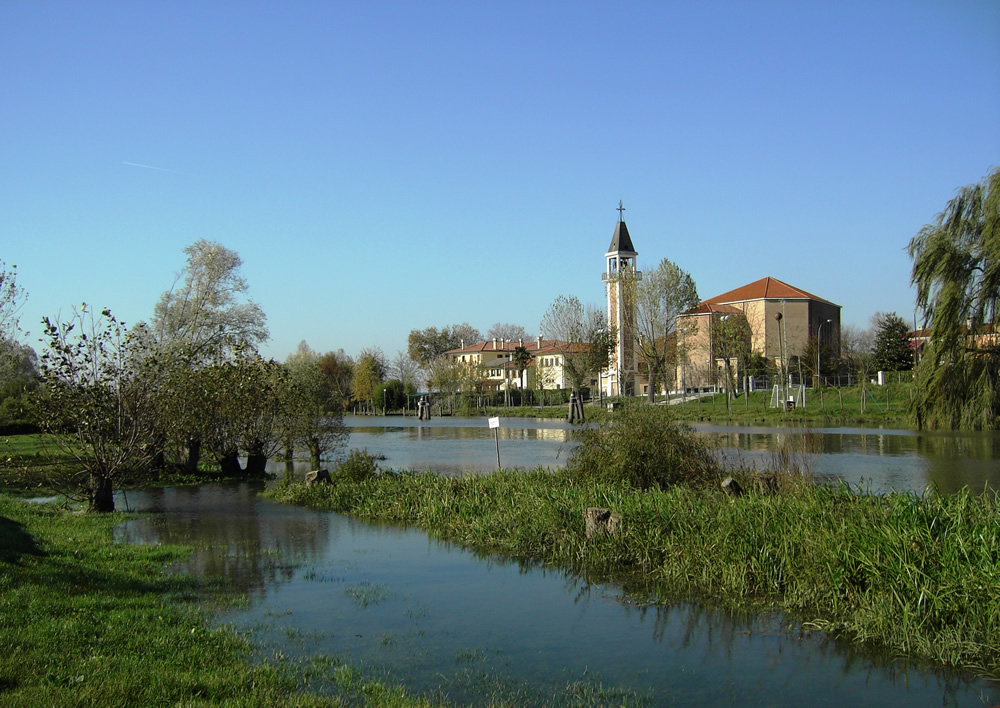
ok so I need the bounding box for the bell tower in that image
[602,201,640,397]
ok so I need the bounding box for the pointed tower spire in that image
[608,201,636,255]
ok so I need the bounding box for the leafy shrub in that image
[335,448,380,482]
[566,403,720,489]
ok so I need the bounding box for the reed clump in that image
[566,403,722,489]
[267,413,1000,676]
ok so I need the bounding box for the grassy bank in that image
[479,381,918,427]
[266,468,1000,678]
[665,380,916,426]
[0,495,436,707]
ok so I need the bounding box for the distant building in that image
[444,337,590,392]
[676,277,842,391]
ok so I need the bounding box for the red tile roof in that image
[445,339,585,356]
[704,276,835,305]
[681,302,743,316]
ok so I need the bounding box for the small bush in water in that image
[567,403,720,489]
[335,448,380,482]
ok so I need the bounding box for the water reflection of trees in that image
[114,483,333,600]
[558,573,996,702]
[704,429,1000,493]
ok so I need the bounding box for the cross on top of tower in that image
[617,200,626,222]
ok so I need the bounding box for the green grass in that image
[473,382,919,427]
[0,495,439,706]
[665,381,916,426]
[266,468,1000,678]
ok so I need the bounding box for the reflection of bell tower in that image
[602,201,640,397]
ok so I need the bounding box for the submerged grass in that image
[267,469,1000,678]
[0,495,440,707]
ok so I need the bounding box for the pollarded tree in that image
[282,342,348,472]
[634,259,699,402]
[908,167,1000,429]
[199,347,285,477]
[35,305,159,512]
[870,312,913,374]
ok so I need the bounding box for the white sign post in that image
[488,417,501,471]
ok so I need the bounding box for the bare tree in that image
[487,322,532,343]
[539,295,585,342]
[390,349,421,405]
[0,260,27,342]
[634,259,699,402]
[151,240,268,361]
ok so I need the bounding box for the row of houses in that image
[444,210,844,397]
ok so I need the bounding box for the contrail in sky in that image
[122,161,182,173]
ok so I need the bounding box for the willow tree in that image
[908,167,1000,430]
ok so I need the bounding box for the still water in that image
[115,483,999,706]
[117,417,1000,704]
[341,415,1000,494]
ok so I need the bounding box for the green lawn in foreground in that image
[0,495,437,707]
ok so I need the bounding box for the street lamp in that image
[816,318,832,387]
[775,312,785,410]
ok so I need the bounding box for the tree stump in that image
[305,469,331,487]
[721,476,743,497]
[584,507,621,538]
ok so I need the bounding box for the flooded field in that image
[116,482,999,706]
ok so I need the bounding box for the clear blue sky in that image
[3,0,998,361]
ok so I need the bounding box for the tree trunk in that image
[184,436,202,474]
[245,452,268,477]
[244,440,269,478]
[218,449,244,477]
[283,436,295,478]
[308,437,321,471]
[88,474,115,513]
